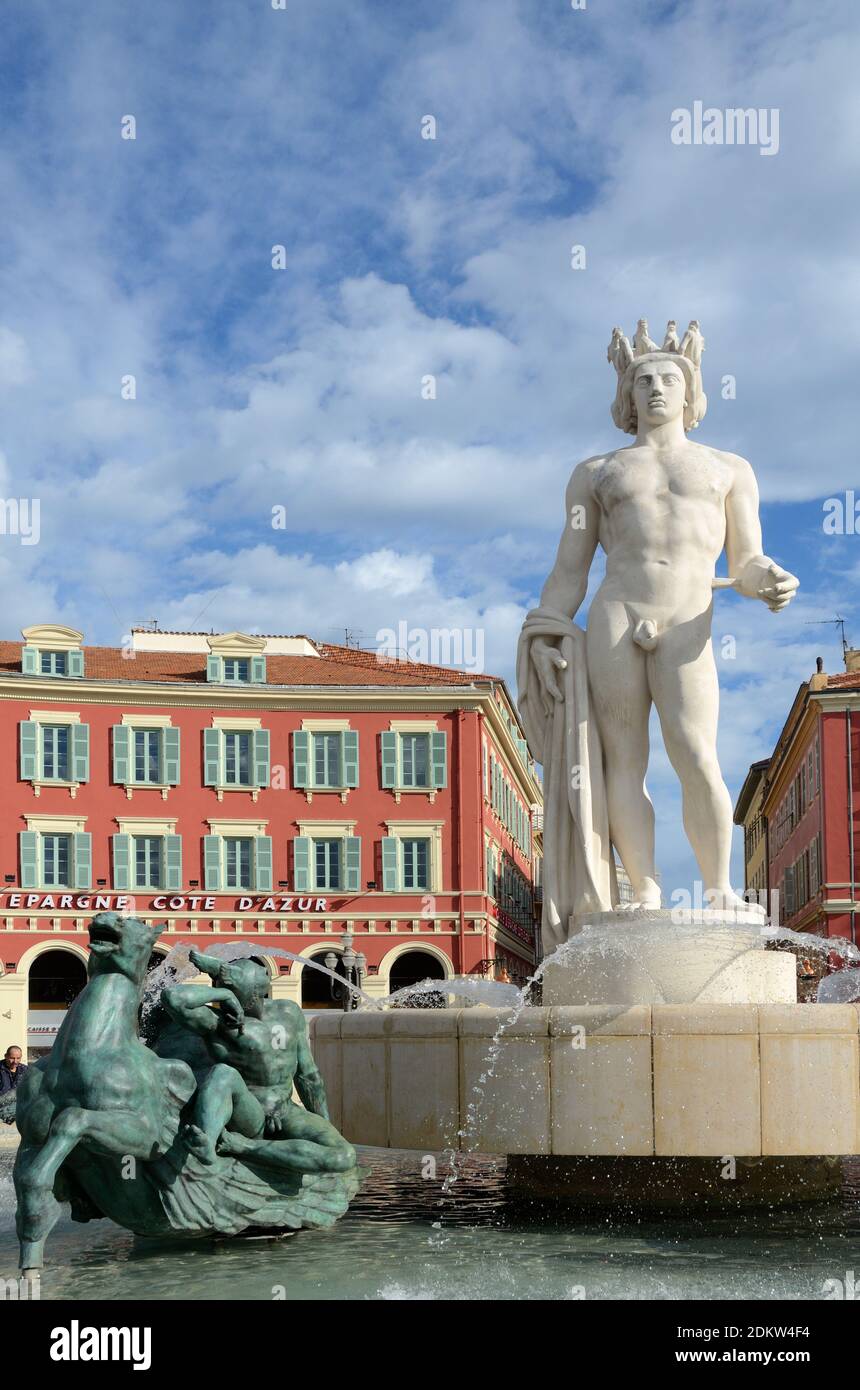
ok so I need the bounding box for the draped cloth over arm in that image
[516,607,617,953]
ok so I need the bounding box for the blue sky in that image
[0,0,857,892]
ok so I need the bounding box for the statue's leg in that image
[586,599,660,904]
[15,1105,167,1272]
[183,1063,265,1165]
[14,1141,66,1276]
[219,1106,356,1174]
[650,616,740,905]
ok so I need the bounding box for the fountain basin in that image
[544,911,796,1006]
[311,1004,860,1176]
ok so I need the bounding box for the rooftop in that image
[0,638,498,690]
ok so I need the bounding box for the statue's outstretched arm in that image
[724,455,799,612]
[163,985,237,1037]
[294,1020,329,1119]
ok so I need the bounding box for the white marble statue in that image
[517,319,799,952]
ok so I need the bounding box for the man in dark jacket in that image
[0,1045,27,1093]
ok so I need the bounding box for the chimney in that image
[845,649,860,674]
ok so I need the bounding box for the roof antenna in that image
[805,616,849,661]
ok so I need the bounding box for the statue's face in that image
[632,359,686,427]
[219,959,270,1012]
[88,912,161,985]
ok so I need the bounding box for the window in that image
[224,658,250,683]
[43,834,71,887]
[225,837,253,889]
[401,837,430,890]
[314,734,342,788]
[22,645,84,677]
[224,732,252,786]
[203,829,272,891]
[204,727,270,791]
[292,832,360,892]
[134,836,163,889]
[135,730,161,783]
[401,734,430,788]
[20,828,91,890]
[41,651,67,676]
[381,830,439,892]
[42,725,70,781]
[293,730,359,791]
[20,720,90,786]
[112,829,180,891]
[380,730,447,792]
[112,725,180,788]
[206,653,266,684]
[314,838,342,890]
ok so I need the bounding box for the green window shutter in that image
[72,724,90,783]
[73,832,92,890]
[381,837,399,891]
[343,731,359,788]
[67,649,84,678]
[293,836,311,892]
[164,834,183,891]
[20,832,38,889]
[250,655,266,684]
[255,835,273,891]
[204,835,222,890]
[344,835,361,892]
[22,647,38,676]
[206,654,223,683]
[112,833,132,891]
[431,731,448,788]
[293,730,310,788]
[19,721,38,780]
[112,725,131,783]
[380,732,398,788]
[253,728,270,787]
[203,729,221,786]
[162,726,181,784]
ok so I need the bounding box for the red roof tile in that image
[0,640,498,689]
[824,672,860,690]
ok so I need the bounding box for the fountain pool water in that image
[2,1146,858,1300]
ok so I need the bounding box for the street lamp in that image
[324,934,366,1011]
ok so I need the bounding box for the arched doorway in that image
[389,949,447,1007]
[301,951,345,1010]
[27,948,87,1058]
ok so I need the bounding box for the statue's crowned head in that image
[608,318,707,435]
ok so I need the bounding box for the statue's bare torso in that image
[588,439,736,618]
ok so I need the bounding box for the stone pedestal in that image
[541,909,796,1006]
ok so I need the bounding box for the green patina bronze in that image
[13,912,360,1275]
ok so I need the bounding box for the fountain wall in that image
[310,1003,860,1159]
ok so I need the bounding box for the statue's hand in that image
[736,557,799,612]
[532,638,567,703]
[219,995,245,1034]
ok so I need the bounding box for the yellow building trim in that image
[207,818,269,837]
[22,625,83,652]
[115,817,178,837]
[296,821,357,837]
[211,715,262,730]
[206,631,267,657]
[28,709,81,725]
[24,814,87,834]
[300,718,351,732]
[120,713,172,728]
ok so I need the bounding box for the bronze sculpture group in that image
[12,912,360,1278]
